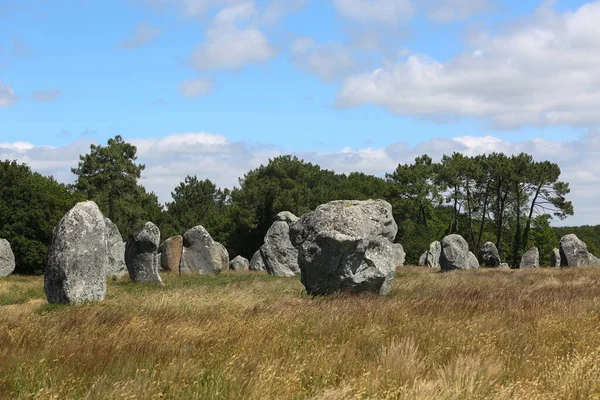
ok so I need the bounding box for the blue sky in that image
[1,0,600,225]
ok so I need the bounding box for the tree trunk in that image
[522,185,541,251]
[476,181,490,251]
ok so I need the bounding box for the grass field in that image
[2,267,600,399]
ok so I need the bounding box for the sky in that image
[1,0,600,226]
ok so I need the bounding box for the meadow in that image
[2,267,600,399]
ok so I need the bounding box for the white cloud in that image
[424,0,492,21]
[178,78,212,97]
[189,3,276,70]
[0,82,18,107]
[31,89,62,102]
[120,22,162,49]
[3,131,600,226]
[290,37,354,83]
[337,1,600,129]
[333,0,414,25]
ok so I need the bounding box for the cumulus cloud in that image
[31,89,62,102]
[337,1,600,129]
[333,0,414,25]
[120,22,162,49]
[189,2,276,70]
[0,82,18,107]
[178,78,212,97]
[290,37,354,83]
[2,131,600,226]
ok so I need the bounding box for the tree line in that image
[0,135,578,274]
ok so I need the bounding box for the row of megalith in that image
[3,198,600,304]
[417,233,600,270]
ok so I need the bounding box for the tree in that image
[71,135,157,237]
[164,176,229,239]
[522,161,573,251]
[0,160,81,274]
[387,155,442,231]
[72,135,144,222]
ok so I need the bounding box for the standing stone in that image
[468,251,480,269]
[499,262,510,269]
[276,211,299,224]
[104,217,127,278]
[125,222,163,284]
[179,225,224,275]
[229,255,250,271]
[419,241,441,268]
[550,248,561,267]
[479,242,501,268]
[393,243,406,267]
[560,234,595,267]
[249,250,265,271]
[440,234,473,271]
[159,235,183,274]
[216,242,229,271]
[44,201,107,304]
[0,239,15,277]
[418,251,428,267]
[520,247,539,269]
[289,199,397,295]
[260,221,300,277]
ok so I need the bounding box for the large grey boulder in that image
[276,211,299,224]
[589,254,600,266]
[560,234,597,267]
[125,222,163,284]
[0,239,15,277]
[418,241,441,268]
[468,251,480,269]
[159,235,183,274]
[520,247,539,269]
[249,250,265,271]
[289,199,397,295]
[393,243,406,267]
[229,255,250,271]
[260,221,300,277]
[179,225,224,275]
[479,242,501,268]
[440,234,474,271]
[104,217,127,278]
[550,248,561,267]
[44,201,107,304]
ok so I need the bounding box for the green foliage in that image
[71,135,162,238]
[0,160,80,274]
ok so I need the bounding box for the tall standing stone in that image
[479,242,501,268]
[520,247,539,269]
[260,221,300,277]
[0,239,15,277]
[104,217,127,278]
[393,243,406,267]
[125,222,163,284]
[550,248,561,267]
[419,241,441,268]
[289,199,397,295]
[249,250,265,271]
[179,225,224,275]
[560,234,595,267]
[159,235,183,274]
[440,234,474,271]
[44,201,107,304]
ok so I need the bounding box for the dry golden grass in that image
[3,267,600,399]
